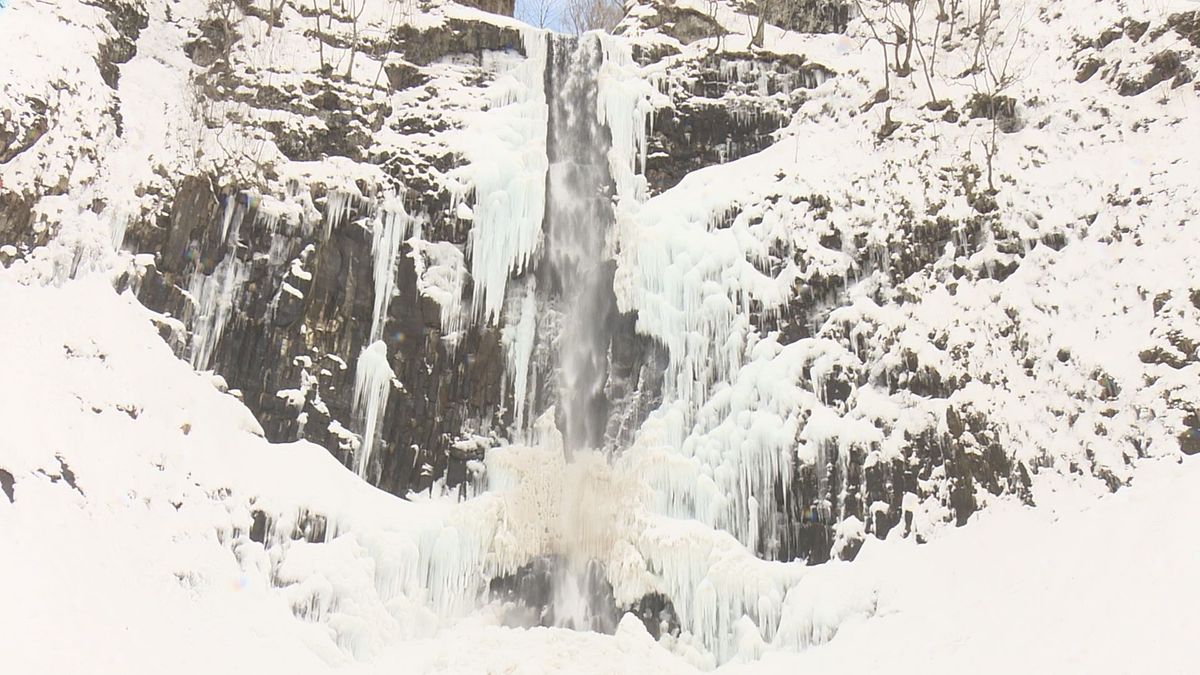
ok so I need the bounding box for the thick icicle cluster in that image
[187,197,252,371]
[451,28,550,326]
[369,190,420,343]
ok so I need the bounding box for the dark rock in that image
[877,107,901,140]
[384,60,428,91]
[56,456,80,493]
[88,0,148,89]
[488,556,679,636]
[455,0,517,17]
[1094,27,1124,50]
[1075,57,1103,83]
[158,175,223,272]
[249,509,269,543]
[769,0,849,33]
[1124,19,1151,42]
[644,51,831,193]
[1166,11,1200,48]
[635,4,727,44]
[0,191,37,248]
[0,469,14,503]
[0,96,49,164]
[185,15,241,68]
[1182,412,1200,455]
[1118,50,1192,96]
[966,92,1021,133]
[390,19,525,67]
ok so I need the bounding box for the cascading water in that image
[544,33,618,457]
[492,32,626,634]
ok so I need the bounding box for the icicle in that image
[450,27,550,325]
[410,239,468,343]
[323,190,357,240]
[369,192,414,343]
[596,32,661,211]
[187,255,249,371]
[501,278,539,436]
[351,340,396,480]
[186,194,253,371]
[109,207,129,252]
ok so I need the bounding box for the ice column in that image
[369,192,417,343]
[188,196,251,371]
[352,340,396,479]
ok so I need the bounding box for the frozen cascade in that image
[502,278,540,435]
[188,195,252,371]
[369,192,419,343]
[318,25,804,664]
[352,340,396,480]
[453,28,550,326]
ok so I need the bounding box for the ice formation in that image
[187,196,252,371]
[6,0,1198,671]
[451,28,550,326]
[351,340,396,480]
[368,191,419,343]
[501,277,540,434]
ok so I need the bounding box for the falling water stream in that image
[545,33,616,457]
[495,32,625,633]
[543,31,622,633]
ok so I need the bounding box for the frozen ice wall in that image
[187,196,252,372]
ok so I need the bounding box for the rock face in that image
[116,3,542,495]
[643,51,833,193]
[457,0,517,17]
[121,3,668,497]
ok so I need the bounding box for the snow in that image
[742,458,1200,674]
[3,0,1200,671]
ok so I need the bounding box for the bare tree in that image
[563,0,623,34]
[518,0,558,29]
[968,0,1026,193]
[313,0,327,72]
[852,0,962,106]
[345,0,369,82]
[751,0,772,47]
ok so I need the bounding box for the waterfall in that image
[527,32,624,634]
[446,28,657,639]
[545,33,618,457]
